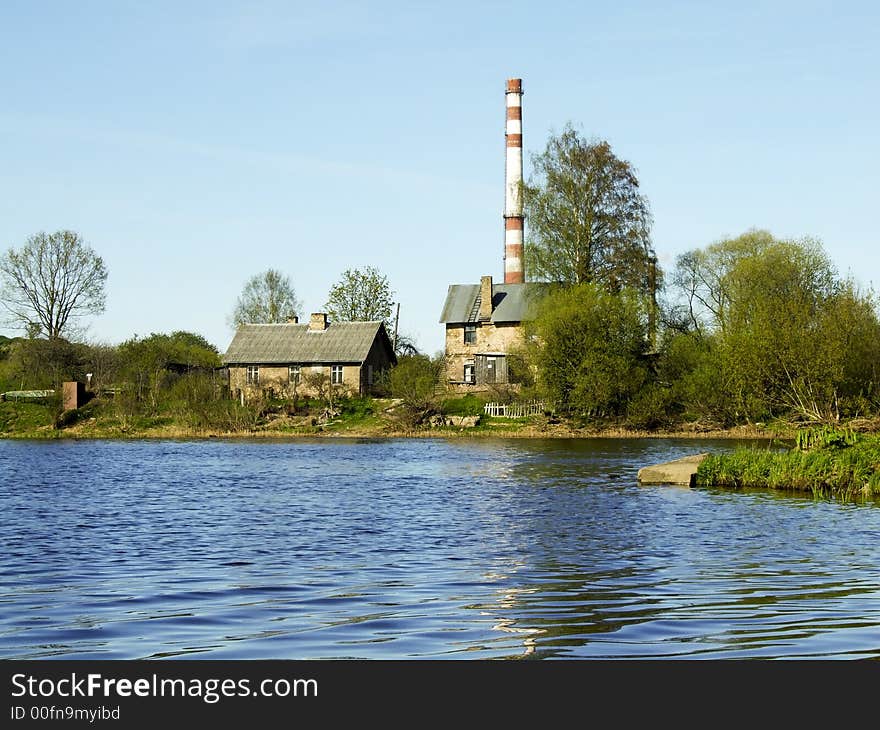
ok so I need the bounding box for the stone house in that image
[222,313,397,400]
[439,275,546,389]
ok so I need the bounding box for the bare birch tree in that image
[0,230,108,340]
[231,269,302,326]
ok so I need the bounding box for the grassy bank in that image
[695,427,880,500]
[0,395,795,441]
[7,397,880,503]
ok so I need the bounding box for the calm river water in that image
[1,437,878,660]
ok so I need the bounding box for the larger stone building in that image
[438,78,547,390]
[439,275,545,388]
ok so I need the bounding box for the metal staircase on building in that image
[467,294,482,323]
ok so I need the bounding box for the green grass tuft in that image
[0,401,55,434]
[440,394,485,417]
[696,434,880,500]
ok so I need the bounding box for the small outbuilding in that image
[222,313,397,401]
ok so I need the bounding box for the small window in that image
[464,325,477,344]
[464,363,475,384]
[366,364,373,385]
[289,365,301,384]
[331,365,344,385]
[246,365,259,385]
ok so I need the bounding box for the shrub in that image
[441,394,484,417]
[531,283,650,419]
[626,384,674,429]
[389,355,444,424]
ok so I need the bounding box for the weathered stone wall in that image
[229,364,363,401]
[444,322,525,384]
[444,381,523,396]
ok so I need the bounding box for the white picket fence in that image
[483,401,547,418]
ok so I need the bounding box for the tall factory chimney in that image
[503,78,524,284]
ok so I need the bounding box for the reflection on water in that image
[0,437,878,659]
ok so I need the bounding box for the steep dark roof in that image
[222,321,396,365]
[439,282,548,324]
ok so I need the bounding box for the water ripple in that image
[1,437,879,659]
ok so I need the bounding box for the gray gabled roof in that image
[439,282,548,324]
[222,321,394,365]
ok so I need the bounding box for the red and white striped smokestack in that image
[503,77,524,284]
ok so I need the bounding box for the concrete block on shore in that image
[637,453,708,487]
[62,381,85,412]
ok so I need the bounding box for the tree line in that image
[0,231,414,429]
[3,124,878,432]
[522,228,880,427]
[0,230,405,345]
[515,126,880,427]
[390,125,880,429]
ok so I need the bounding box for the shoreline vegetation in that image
[3,395,880,502]
[5,231,880,503]
[1,393,792,441]
[696,426,880,501]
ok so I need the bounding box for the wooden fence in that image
[483,401,547,418]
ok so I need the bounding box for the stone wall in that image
[229,363,363,401]
[444,322,525,384]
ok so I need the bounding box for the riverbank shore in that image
[5,398,879,501]
[0,424,776,440]
[5,396,879,446]
[0,397,792,441]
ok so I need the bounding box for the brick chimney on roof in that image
[479,275,493,320]
[309,313,329,331]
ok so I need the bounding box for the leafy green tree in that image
[2,337,89,390]
[529,283,650,418]
[523,125,656,295]
[0,230,107,340]
[825,283,880,412]
[672,229,834,336]
[117,331,220,409]
[389,354,444,424]
[654,331,732,426]
[231,269,302,326]
[325,266,395,326]
[670,230,880,422]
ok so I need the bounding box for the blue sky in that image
[1,1,877,354]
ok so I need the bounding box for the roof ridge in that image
[222,319,388,365]
[237,320,382,327]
